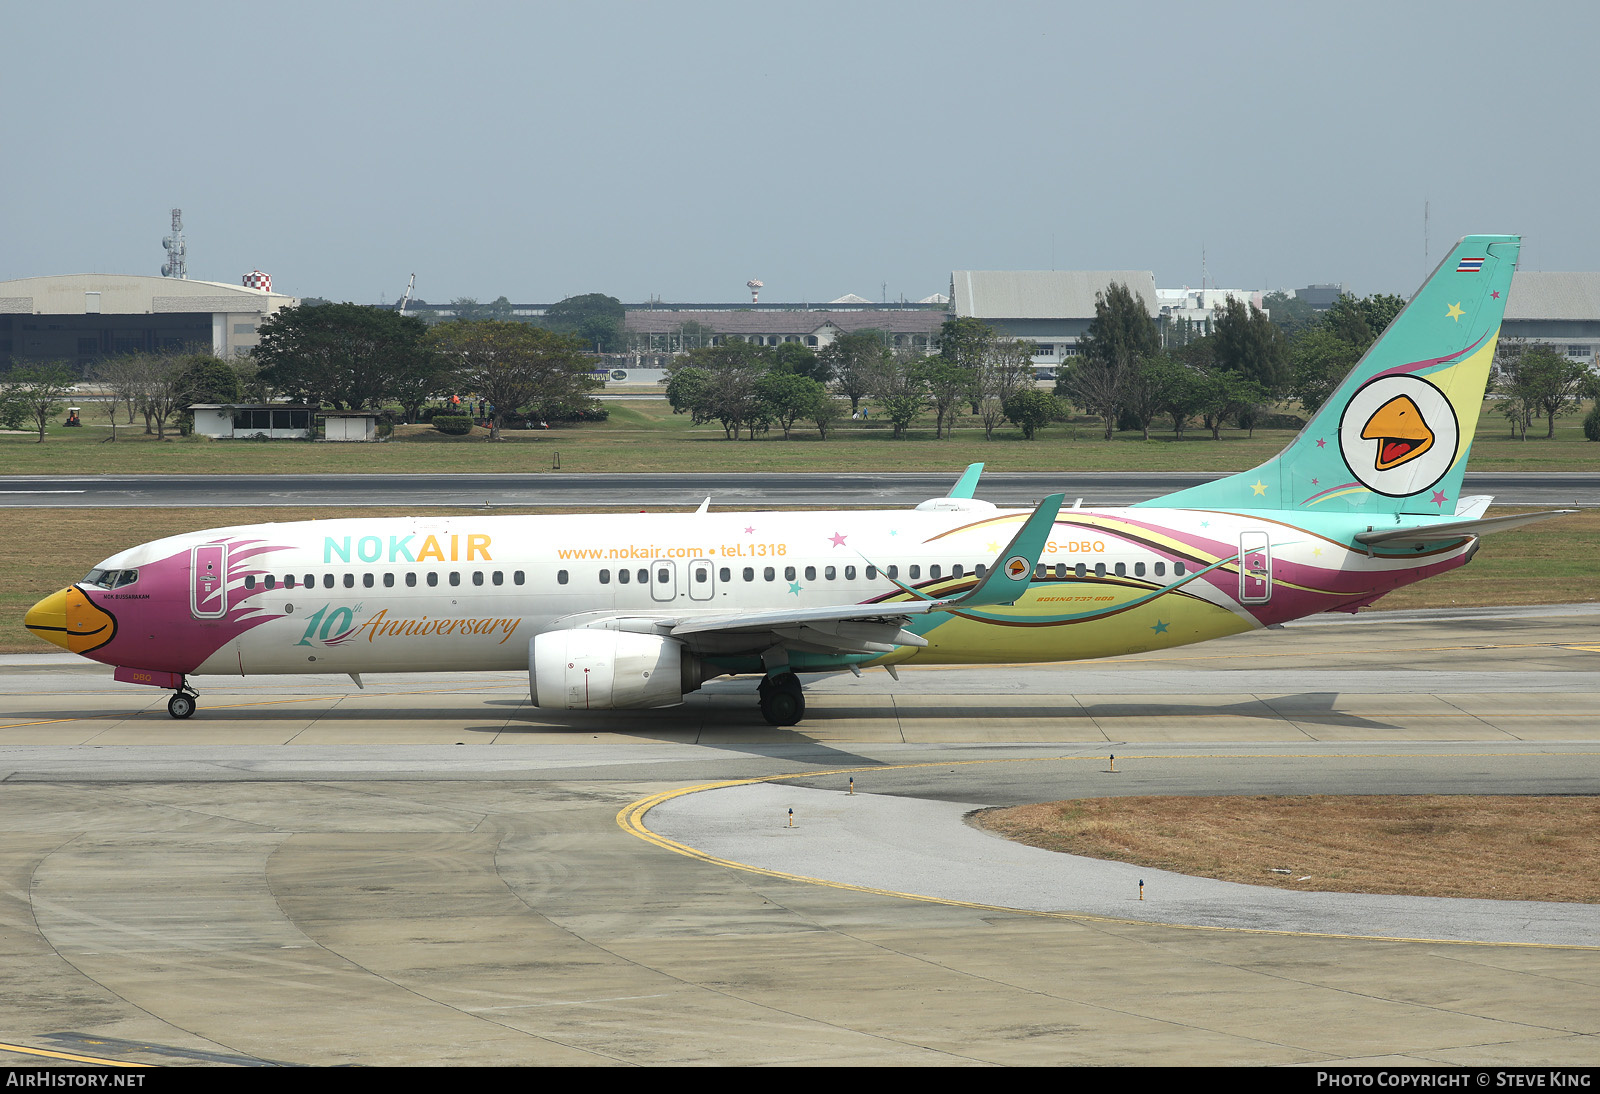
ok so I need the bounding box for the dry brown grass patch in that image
[973,795,1600,903]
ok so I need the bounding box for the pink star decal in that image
[1311,478,1319,486]
[1315,437,1326,449]
[829,532,847,547]
[1491,291,1501,299]
[1431,490,1448,507]
[744,526,755,534]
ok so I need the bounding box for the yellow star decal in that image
[1446,301,1464,322]
[1312,546,1323,557]
[985,541,1000,553]
[1251,480,1268,496]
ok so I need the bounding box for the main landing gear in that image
[167,680,199,719]
[757,672,805,727]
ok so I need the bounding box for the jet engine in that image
[528,629,705,710]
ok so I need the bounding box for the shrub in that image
[1583,403,1600,442]
[432,415,473,436]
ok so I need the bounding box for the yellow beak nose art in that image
[25,587,117,654]
[1360,394,1436,471]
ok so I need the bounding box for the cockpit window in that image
[83,569,139,589]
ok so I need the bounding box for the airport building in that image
[1502,271,1600,364]
[0,273,298,372]
[948,270,1161,364]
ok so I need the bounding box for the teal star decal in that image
[788,582,802,596]
[1150,620,1169,634]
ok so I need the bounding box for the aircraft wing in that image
[666,493,1064,656]
[1353,509,1574,548]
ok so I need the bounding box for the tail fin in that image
[1142,234,1519,516]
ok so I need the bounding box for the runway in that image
[0,606,1596,1066]
[1,470,1597,508]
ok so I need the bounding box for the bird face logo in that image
[1338,375,1459,498]
[1004,555,1030,580]
[1360,394,1435,471]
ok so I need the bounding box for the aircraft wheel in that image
[167,692,196,720]
[758,673,804,727]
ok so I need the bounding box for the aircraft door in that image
[650,559,677,602]
[687,558,715,601]
[1239,531,1271,604]
[191,543,228,619]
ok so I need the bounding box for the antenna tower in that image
[161,209,187,279]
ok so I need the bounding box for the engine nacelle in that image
[529,629,702,710]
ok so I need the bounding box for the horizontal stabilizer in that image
[1353,509,1574,547]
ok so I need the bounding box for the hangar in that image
[0,273,298,372]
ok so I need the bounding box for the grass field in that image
[3,396,1598,475]
[973,795,1600,903]
[4,504,1595,654]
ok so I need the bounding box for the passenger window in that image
[763,567,775,581]
[1154,562,1165,577]
[1094,563,1106,578]
[975,564,986,578]
[825,566,836,580]
[244,575,256,589]
[426,572,439,587]
[557,570,568,585]
[844,565,856,580]
[600,570,611,584]
[449,572,461,587]
[1175,562,1187,576]
[1134,562,1145,577]
[930,565,942,580]
[472,571,484,586]
[1114,563,1125,577]
[343,574,355,588]
[909,565,920,579]
[285,575,297,589]
[265,575,276,590]
[695,568,707,583]
[1075,563,1086,578]
[363,573,375,588]
[952,564,964,579]
[805,566,816,580]
[492,571,503,586]
[618,568,631,584]
[657,567,668,584]
[743,567,754,581]
[784,566,796,581]
[1035,564,1047,579]
[887,565,898,579]
[514,571,525,585]
[866,566,877,579]
[406,573,417,587]
[719,567,730,582]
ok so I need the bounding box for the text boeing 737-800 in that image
[25,236,1573,725]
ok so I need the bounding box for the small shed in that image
[191,404,318,440]
[322,410,379,442]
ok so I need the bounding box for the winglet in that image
[953,494,1064,607]
[947,463,984,499]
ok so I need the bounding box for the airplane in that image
[24,235,1574,726]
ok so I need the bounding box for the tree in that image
[1,363,76,442]
[1323,293,1406,354]
[92,354,151,441]
[1496,341,1589,438]
[1211,296,1289,393]
[821,330,887,414]
[773,341,825,382]
[543,293,624,339]
[868,348,930,439]
[1262,290,1319,337]
[175,352,241,407]
[976,337,1035,440]
[917,356,975,439]
[1120,353,1187,440]
[664,341,772,439]
[757,371,827,439]
[1289,327,1359,414]
[428,321,598,440]
[1002,388,1063,440]
[1059,282,1160,439]
[254,303,435,411]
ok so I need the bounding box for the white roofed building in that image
[0,273,297,371]
[1502,272,1600,365]
[949,270,1160,363]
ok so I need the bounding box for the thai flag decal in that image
[1456,257,1485,273]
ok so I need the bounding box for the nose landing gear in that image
[167,680,199,719]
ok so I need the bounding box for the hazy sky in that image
[4,1,1595,305]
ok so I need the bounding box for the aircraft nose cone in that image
[24,587,116,654]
